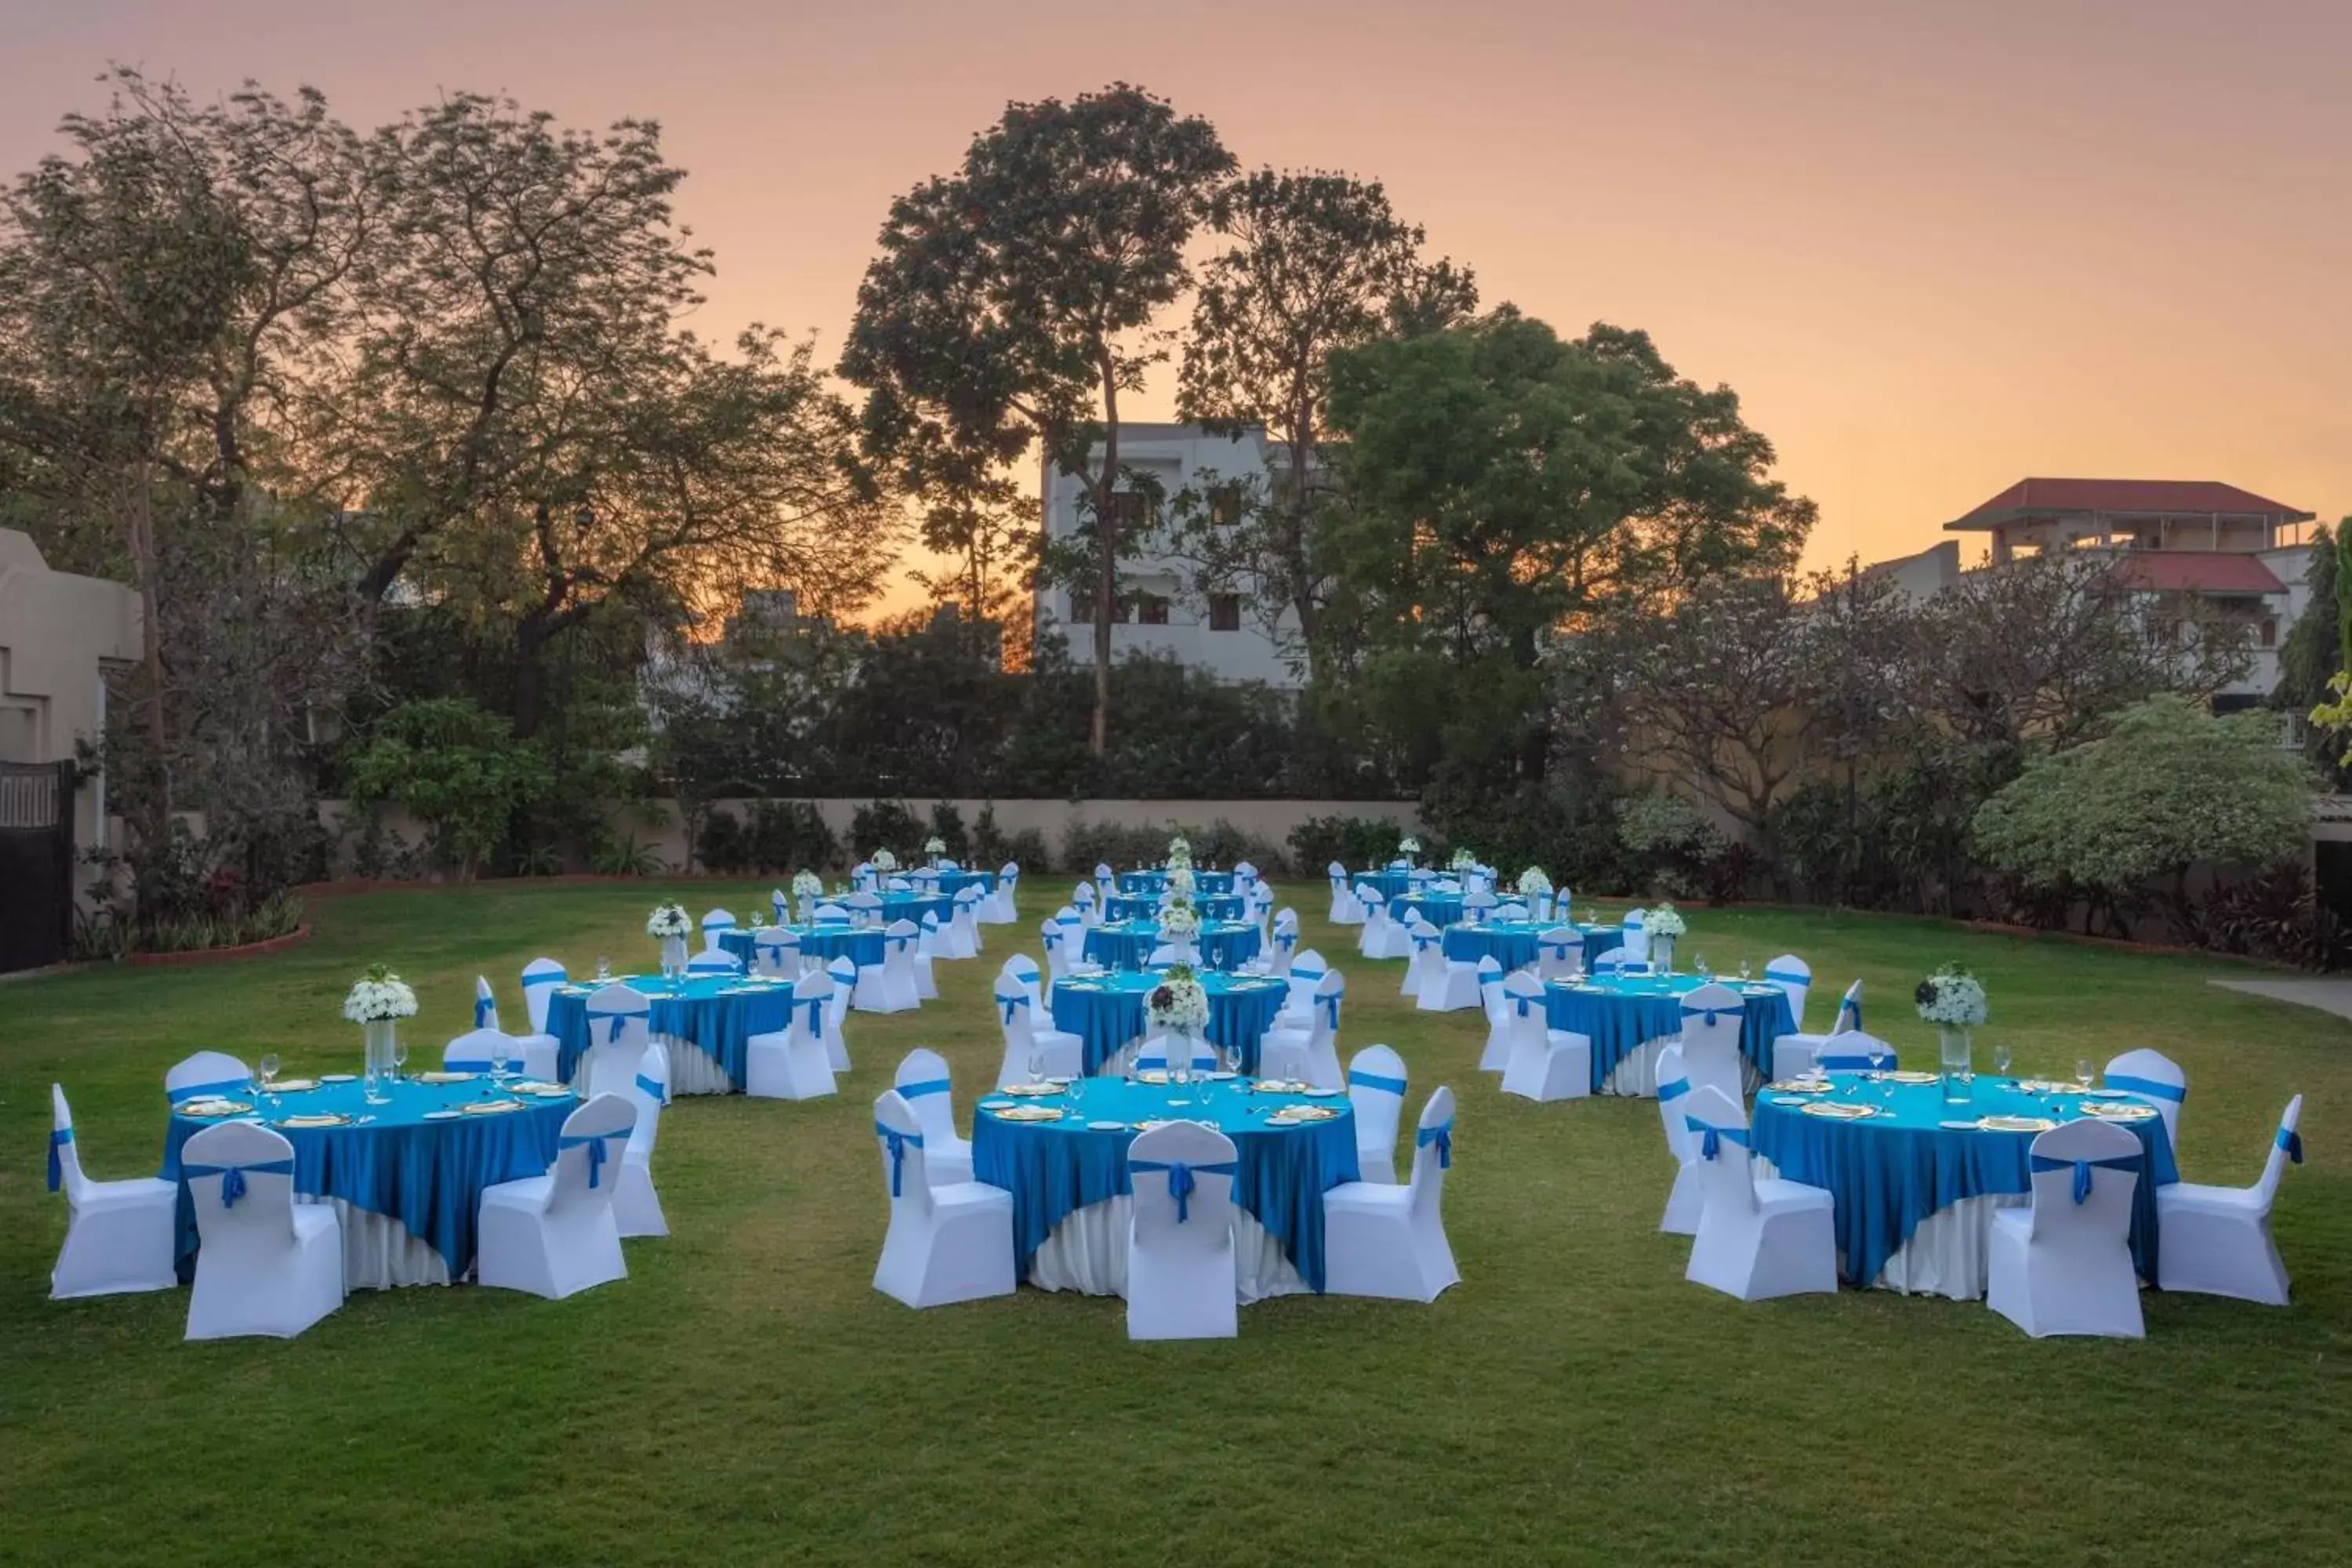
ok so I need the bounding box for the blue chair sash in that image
[634,1073,668,1107]
[1349,1070,1406,1095]
[997,993,1028,1025]
[1511,993,1535,1017]
[1657,1076,1691,1102]
[2030,1151,2142,1204]
[800,997,827,1036]
[898,1077,952,1099]
[1682,1002,1737,1028]
[877,1124,925,1196]
[2278,1126,2304,1163]
[560,1127,631,1189]
[524,970,566,989]
[1837,996,1863,1030]
[474,996,495,1027]
[584,1007,637,1043]
[1130,1157,1237,1222]
[183,1157,295,1207]
[47,1127,73,1191]
[1415,1120,1454,1167]
[1764,967,1809,986]
[2106,1073,2187,1104]
[1290,965,1327,985]
[1683,1118,1751,1162]
[1321,994,1343,1029]
[168,1076,252,1104]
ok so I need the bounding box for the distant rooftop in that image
[1945,478,2314,532]
[2109,551,2288,595]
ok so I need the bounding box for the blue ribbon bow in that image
[802,998,827,1035]
[1321,995,1343,1029]
[1512,995,1534,1016]
[877,1124,925,1196]
[585,1007,633,1043]
[2030,1151,2141,1204]
[773,891,789,913]
[1838,997,1864,1029]
[2278,1126,2304,1163]
[1684,1119,1751,1162]
[1682,1004,1737,1028]
[474,996,495,1028]
[1657,1076,1691,1102]
[48,1127,73,1191]
[2105,1073,2187,1104]
[183,1157,296,1208]
[1130,1157,1237,1222]
[1416,1120,1454,1167]
[1277,931,1297,951]
[560,1128,630,1189]
[1350,1070,1406,1095]
[998,994,1027,1025]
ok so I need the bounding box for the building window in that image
[1208,594,1241,632]
[1210,489,1245,527]
[1098,491,1149,530]
[1136,593,1170,626]
[2262,618,2278,649]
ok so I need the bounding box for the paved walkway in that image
[2210,978,2352,1023]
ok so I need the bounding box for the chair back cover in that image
[549,1094,637,1219]
[48,1083,89,1201]
[1764,954,1811,1024]
[472,975,501,1032]
[521,957,568,1033]
[583,982,652,1053]
[1679,982,1748,1109]
[1407,1085,1457,1214]
[2103,1047,2188,1142]
[181,1120,303,1261]
[1347,1045,1408,1157]
[895,1048,960,1149]
[1129,1120,1239,1244]
[626,1043,669,1157]
[2258,1094,2306,1203]
[2023,1119,2142,1243]
[442,1026,521,1072]
[687,950,741,976]
[873,1090,935,1216]
[701,909,736,945]
[753,927,800,976]
[166,1051,254,1103]
[1682,1084,1759,1221]
[1308,968,1347,1045]
[1653,1044,1694,1163]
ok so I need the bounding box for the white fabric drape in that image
[304,1196,452,1290]
[1025,1196,1310,1303]
[1603,1038,1762,1098]
[1751,1156,2024,1300]
[662,1038,735,1097]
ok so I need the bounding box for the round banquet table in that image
[1573,922,1628,964]
[1393,892,1465,928]
[724,924,884,972]
[1542,973,1794,1095]
[1748,1076,2179,1299]
[1353,867,1433,902]
[1083,919,1263,972]
[1443,920,1547,972]
[1050,970,1291,1074]
[1105,893,1244,922]
[160,1075,574,1288]
[879,891,954,926]
[546,973,795,1094]
[934,869,996,899]
[970,1076,1360,1299]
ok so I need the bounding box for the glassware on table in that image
[1065,1074,1087,1114]
[259,1053,281,1108]
[596,956,612,982]
[1992,1043,2013,1080]
[492,1040,513,1088]
[391,1036,410,1083]
[1693,953,1709,981]
[1738,959,1753,984]
[2074,1058,2096,1093]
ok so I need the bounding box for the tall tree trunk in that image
[1287,384,1320,680]
[124,454,171,838]
[1090,360,1121,757]
[512,617,550,741]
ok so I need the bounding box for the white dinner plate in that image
[423,1109,461,1121]
[1087,1120,1127,1131]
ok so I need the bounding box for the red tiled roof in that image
[1946,477,2312,530]
[2109,551,2286,595]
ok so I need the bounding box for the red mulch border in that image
[126,925,313,967]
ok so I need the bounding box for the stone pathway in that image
[2209,978,2352,1023]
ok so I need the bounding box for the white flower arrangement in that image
[924,836,946,855]
[793,869,822,897]
[646,903,691,939]
[1146,964,1211,1032]
[870,848,898,873]
[1915,963,1989,1028]
[1398,836,1420,856]
[1517,867,1552,897]
[1167,834,1190,856]
[1167,866,1196,899]
[342,964,419,1024]
[1160,900,1201,939]
[1646,902,1687,938]
[1450,848,1477,871]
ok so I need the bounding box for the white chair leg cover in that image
[913,949,939,1000]
[2155,1191,2289,1305]
[614,1148,668,1240]
[1685,1176,1839,1302]
[1124,1123,1240,1340]
[1419,958,1483,1013]
[1322,1185,1459,1303]
[181,1124,347,1340]
[1985,1207,2145,1338]
[1501,1028,1592,1103]
[1661,1162,1704,1236]
[477,1095,633,1300]
[50,1181,180,1300]
[873,1185,1017,1309]
[743,1007,839,1102]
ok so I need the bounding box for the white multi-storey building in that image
[1033,422,1303,689]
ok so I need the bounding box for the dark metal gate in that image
[0,760,75,972]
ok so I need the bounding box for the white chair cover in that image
[2157,1094,2301,1305]
[1681,1085,1837,1301]
[1346,1045,1408,1184]
[871,1090,1015,1308]
[1125,1120,1240,1340]
[2103,1047,2188,1146]
[615,1044,670,1239]
[46,1083,176,1299]
[1987,1120,2146,1338]
[1322,1086,1461,1301]
[477,1094,633,1300]
[745,970,838,1101]
[895,1047,974,1185]
[181,1120,345,1338]
[579,982,652,1101]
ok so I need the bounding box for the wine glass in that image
[492,1039,513,1090]
[391,1036,410,1083]
[596,956,612,983]
[1738,958,1753,984]
[1027,1043,1045,1088]
[1693,953,1710,982]
[1992,1043,2013,1082]
[259,1053,281,1109]
[1065,1073,1087,1118]
[2074,1058,2096,1094]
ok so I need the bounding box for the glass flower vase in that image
[1939,1026,1974,1103]
[661,935,688,980]
[363,1018,397,1079]
[1652,935,1675,975]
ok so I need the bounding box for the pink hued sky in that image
[6,0,2347,615]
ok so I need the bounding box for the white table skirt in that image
[1025,1196,1310,1303]
[301,1195,452,1290]
[662,1036,737,1096]
[1751,1156,2024,1300]
[1602,1039,1763,1099]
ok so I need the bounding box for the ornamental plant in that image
[1146,962,1210,1031]
[342,963,419,1023]
[646,903,691,939]
[1915,962,1989,1028]
[1646,902,1686,938]
[1517,867,1552,897]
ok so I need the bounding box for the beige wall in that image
[0,529,142,859]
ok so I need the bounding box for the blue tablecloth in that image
[160,1076,573,1281]
[970,1076,1359,1293]
[1083,920,1263,972]
[720,924,885,971]
[1750,1077,2179,1288]
[1050,971,1292,1074]
[546,974,795,1088]
[880,892,953,926]
[1105,894,1244,922]
[934,870,996,898]
[1395,893,1465,928]
[1575,924,1628,963]
[1117,869,1236,896]
[1443,920,1547,972]
[1543,975,1795,1093]
[1353,869,1425,902]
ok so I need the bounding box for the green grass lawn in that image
[4,883,2349,1566]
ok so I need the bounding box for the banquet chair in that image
[871,1089,1016,1310]
[1323,1086,1461,1302]
[46,1083,177,1299]
[853,920,908,1013]
[885,876,913,893]
[1146,943,1188,967]
[1073,881,1100,927]
[1681,1085,1836,1301]
[744,970,838,1101]
[469,976,557,1080]
[1054,912,1087,971]
[995,978,1084,1087]
[687,950,741,978]
[1327,862,1363,925]
[1621,910,1650,963]
[1493,901,1530,924]
[877,920,924,1012]
[1771,980,1865,1081]
[1094,863,1117,909]
[1359,889,1411,961]
[515,957,568,1069]
[1814,1033,1897,1073]
[1678,982,1751,1108]
[913,913,942,1000]
[1477,957,1513,1071]
[2103,1049,2188,1146]
[1040,916,1072,982]
[1001,953,1056,1007]
[1986,1120,2146,1338]
[1273,950,1327,1030]
[1125,1120,1241,1341]
[477,1094,634,1301]
[1653,1046,1703,1235]
[895,1049,975,1185]
[471,975,502,1033]
[752,927,801,979]
[615,1044,670,1240]
[1536,927,1584,982]
[1261,969,1345,1090]
[182,1121,346,1340]
[845,890,884,927]
[699,909,736,952]
[1763,955,1811,1032]
[1462,889,1500,920]
[2157,1094,2302,1306]
[1501,970,1592,1102]
[579,982,652,1102]
[814,902,850,925]
[1347,1045,1410,1184]
[824,956,858,1071]
[949,887,985,958]
[442,1026,524,1074]
[1270,911,1301,976]
[1402,918,1444,1001]
[165,1051,253,1105]
[986,864,1020,923]
[1134,1034,1219,1073]
[1418,923,1484,1013]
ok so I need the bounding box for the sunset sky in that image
[5,0,2347,615]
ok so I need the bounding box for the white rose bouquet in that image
[924,836,946,856]
[646,903,691,939]
[870,848,898,873]
[1167,866,1196,899]
[1517,867,1552,897]
[342,964,419,1024]
[1160,900,1202,939]
[1646,902,1687,938]
[1398,836,1420,856]
[1450,848,1477,871]
[1146,964,1211,1032]
[1915,964,1989,1028]
[793,869,822,897]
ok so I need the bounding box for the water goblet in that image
[1992,1043,2013,1082]
[596,956,612,983]
[392,1036,410,1083]
[259,1053,281,1109]
[1738,959,1753,984]
[492,1041,513,1090]
[2074,1058,2096,1094]
[1693,953,1710,982]
[1065,1074,1087,1117]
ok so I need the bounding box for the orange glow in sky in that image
[7,0,2347,617]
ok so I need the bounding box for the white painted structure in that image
[0,529,141,858]
[1036,423,1303,689]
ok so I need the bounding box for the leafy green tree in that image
[1171,169,1475,674]
[905,466,1039,670]
[2273,523,2349,786]
[342,698,550,879]
[1972,694,2313,934]
[840,83,1234,754]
